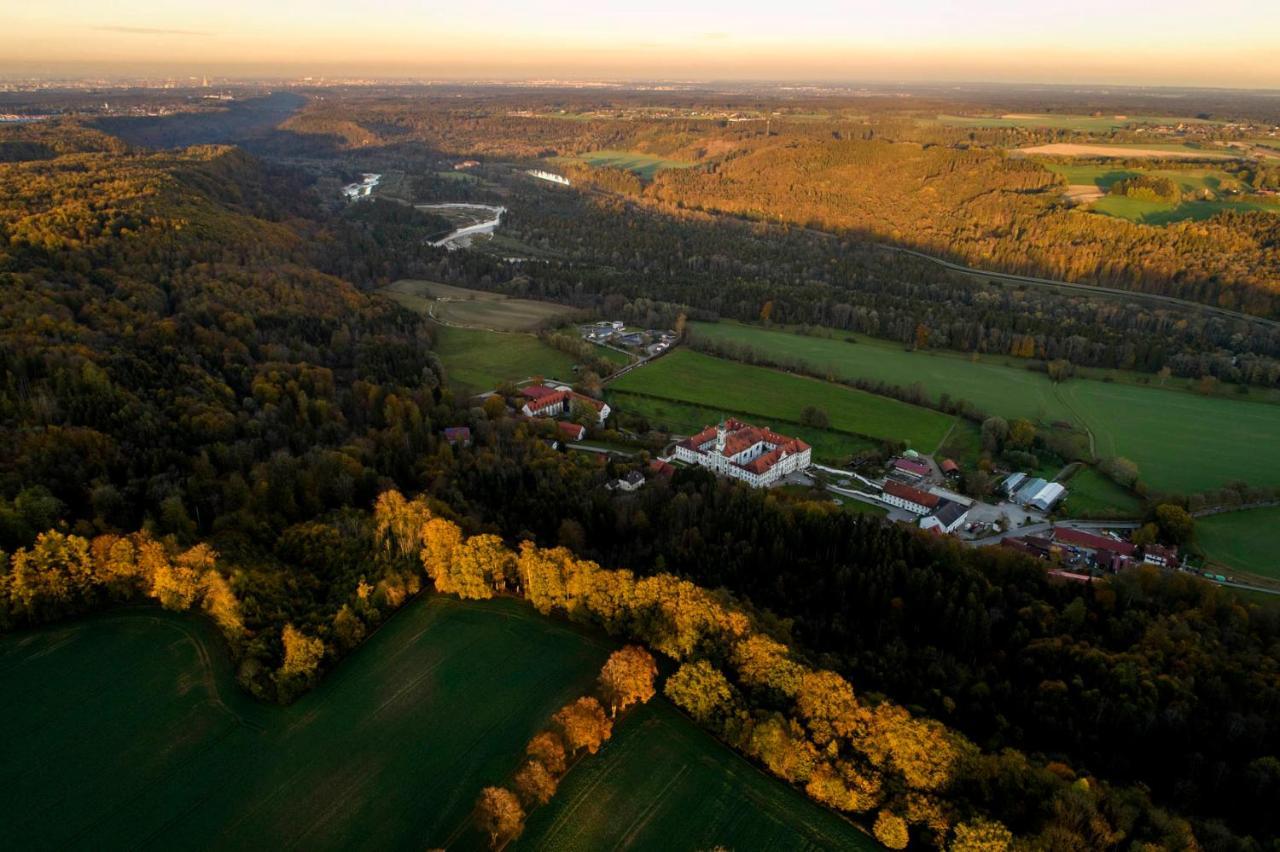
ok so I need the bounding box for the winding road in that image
[418,203,506,249]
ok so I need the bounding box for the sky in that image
[4,1,1279,88]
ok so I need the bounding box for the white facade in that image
[675,422,811,488]
[880,490,933,516]
[526,169,571,186]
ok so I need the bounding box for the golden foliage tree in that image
[474,786,525,850]
[525,730,567,776]
[552,696,613,755]
[512,759,558,807]
[949,818,1013,852]
[279,623,325,679]
[874,809,911,850]
[665,659,734,726]
[597,645,658,717]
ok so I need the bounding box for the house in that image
[443,426,472,447]
[881,480,940,515]
[614,470,646,492]
[674,419,812,488]
[940,459,960,478]
[919,500,969,534]
[1143,544,1180,568]
[453,160,480,170]
[892,458,932,479]
[557,421,586,442]
[520,385,611,425]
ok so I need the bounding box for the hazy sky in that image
[5,1,1279,87]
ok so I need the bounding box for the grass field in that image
[1087,195,1278,224]
[0,598,882,851]
[1060,467,1144,519]
[0,597,611,850]
[1018,142,1235,160]
[561,150,696,179]
[1043,163,1250,195]
[611,391,877,462]
[433,325,578,391]
[611,349,955,451]
[513,700,880,851]
[937,114,1220,132]
[1196,506,1280,580]
[383,279,574,331]
[687,323,1280,494]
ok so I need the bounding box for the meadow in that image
[1087,195,1278,225]
[513,700,880,851]
[561,149,696,179]
[1196,506,1280,581]
[431,325,579,391]
[1040,163,1280,223]
[1017,142,1234,160]
[382,279,574,331]
[610,349,955,451]
[687,322,1280,494]
[1060,466,1144,519]
[0,598,610,850]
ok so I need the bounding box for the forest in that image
[0,101,1277,849]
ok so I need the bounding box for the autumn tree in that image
[665,659,734,726]
[512,759,558,807]
[279,624,325,679]
[552,696,613,755]
[525,730,567,776]
[448,534,515,599]
[373,490,434,562]
[474,786,525,849]
[874,809,910,850]
[1154,503,1194,545]
[598,645,658,716]
[950,818,1013,851]
[420,517,463,590]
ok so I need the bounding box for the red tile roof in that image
[940,459,960,473]
[521,385,558,399]
[677,419,810,476]
[883,480,940,509]
[557,421,586,441]
[649,459,675,477]
[1053,527,1135,557]
[523,388,606,414]
[893,458,932,477]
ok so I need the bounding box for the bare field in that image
[382,279,575,331]
[1018,143,1234,160]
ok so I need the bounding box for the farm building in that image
[892,458,931,479]
[520,385,611,425]
[1052,528,1135,557]
[649,459,676,478]
[1143,544,1181,568]
[919,500,969,534]
[881,481,940,515]
[940,459,960,478]
[1027,482,1066,512]
[1002,472,1027,497]
[674,419,812,488]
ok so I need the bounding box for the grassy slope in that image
[513,701,880,852]
[689,323,1280,493]
[1196,506,1280,580]
[568,150,696,179]
[611,349,954,451]
[433,325,578,392]
[0,598,610,851]
[1060,467,1144,519]
[0,598,882,852]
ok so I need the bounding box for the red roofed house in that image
[940,458,960,477]
[649,459,676,478]
[520,384,610,425]
[881,480,940,515]
[557,421,586,442]
[1142,544,1181,568]
[1052,527,1136,558]
[673,419,811,488]
[892,458,932,479]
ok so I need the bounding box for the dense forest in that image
[0,101,1278,849]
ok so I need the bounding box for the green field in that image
[611,391,876,462]
[433,325,579,391]
[1060,467,1144,519]
[1087,195,1278,224]
[937,113,1221,131]
[383,279,574,331]
[1040,162,1277,223]
[687,322,1280,494]
[611,349,955,451]
[514,700,880,851]
[0,598,881,851]
[563,149,696,179]
[1043,163,1250,195]
[1196,506,1280,580]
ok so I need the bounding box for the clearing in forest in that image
[562,149,696,179]
[1016,142,1234,159]
[609,348,955,452]
[0,596,879,851]
[431,325,579,391]
[382,279,575,331]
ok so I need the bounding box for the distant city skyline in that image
[4,1,1279,89]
